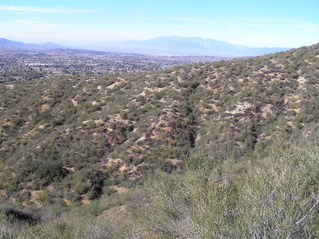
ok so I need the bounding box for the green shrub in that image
[35,161,69,187]
[136,139,319,238]
[36,190,51,203]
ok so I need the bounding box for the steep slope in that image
[0,43,318,206]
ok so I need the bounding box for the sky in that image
[0,0,318,48]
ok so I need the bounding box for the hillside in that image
[1,43,319,205]
[0,43,319,238]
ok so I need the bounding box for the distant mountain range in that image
[99,36,289,57]
[0,38,61,50]
[0,37,289,57]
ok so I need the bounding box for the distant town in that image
[0,48,228,82]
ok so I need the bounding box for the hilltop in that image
[0,43,319,238]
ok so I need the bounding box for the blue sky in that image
[0,0,318,48]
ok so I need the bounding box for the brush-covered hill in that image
[0,44,319,208]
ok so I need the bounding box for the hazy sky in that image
[0,0,318,48]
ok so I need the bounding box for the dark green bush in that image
[35,161,69,187]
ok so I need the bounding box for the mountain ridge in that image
[99,36,289,57]
[0,38,62,50]
[0,37,289,57]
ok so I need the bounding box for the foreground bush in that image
[2,137,319,238]
[136,138,319,238]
